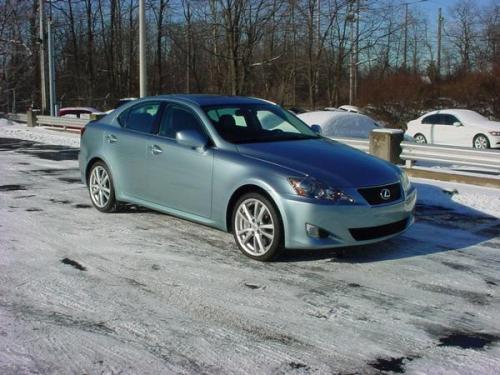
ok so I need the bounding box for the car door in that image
[104,101,163,200]
[433,114,464,146]
[419,114,438,143]
[144,103,214,218]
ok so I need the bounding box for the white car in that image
[406,109,500,149]
[338,105,363,114]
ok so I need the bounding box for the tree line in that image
[1,0,499,126]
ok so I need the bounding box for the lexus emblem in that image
[380,188,391,200]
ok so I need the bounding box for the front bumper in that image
[488,134,500,149]
[279,187,417,249]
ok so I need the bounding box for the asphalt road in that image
[1,136,499,375]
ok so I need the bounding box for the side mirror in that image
[176,129,209,151]
[453,121,463,127]
[310,124,322,135]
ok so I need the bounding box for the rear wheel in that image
[88,162,117,212]
[414,134,427,144]
[232,193,283,261]
[473,134,490,149]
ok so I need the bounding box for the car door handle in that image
[105,134,118,143]
[150,145,163,155]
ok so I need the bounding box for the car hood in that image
[236,138,400,188]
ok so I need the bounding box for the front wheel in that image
[473,134,490,149]
[232,193,283,261]
[88,162,117,212]
[414,134,427,144]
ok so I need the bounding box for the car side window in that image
[442,114,459,125]
[422,114,439,124]
[159,105,206,139]
[120,102,161,134]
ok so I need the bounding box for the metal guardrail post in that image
[369,129,404,164]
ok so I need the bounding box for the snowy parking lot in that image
[1,121,500,374]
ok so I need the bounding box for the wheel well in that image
[85,157,105,183]
[226,185,278,233]
[474,133,488,140]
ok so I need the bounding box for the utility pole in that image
[47,0,56,116]
[139,0,147,97]
[349,0,356,105]
[403,3,408,70]
[39,0,47,114]
[437,7,443,80]
[402,0,428,71]
[354,0,360,101]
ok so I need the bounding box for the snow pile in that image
[0,118,80,148]
[413,177,500,218]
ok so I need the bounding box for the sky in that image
[417,0,496,25]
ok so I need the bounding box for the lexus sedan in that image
[406,109,500,149]
[79,95,416,261]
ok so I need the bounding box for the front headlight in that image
[288,176,354,204]
[489,131,500,136]
[400,170,411,192]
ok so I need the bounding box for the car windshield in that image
[202,104,319,144]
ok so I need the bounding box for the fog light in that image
[305,223,329,238]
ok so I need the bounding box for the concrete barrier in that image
[369,128,404,164]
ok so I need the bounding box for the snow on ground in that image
[1,121,500,374]
[0,119,80,148]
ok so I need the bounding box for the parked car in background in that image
[80,95,416,261]
[298,111,415,142]
[105,98,138,114]
[287,106,308,114]
[406,109,500,149]
[116,97,138,108]
[338,105,363,114]
[59,107,103,119]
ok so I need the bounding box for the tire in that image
[231,192,284,261]
[414,134,427,144]
[87,161,118,212]
[473,134,490,149]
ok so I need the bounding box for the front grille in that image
[358,182,401,205]
[349,218,408,241]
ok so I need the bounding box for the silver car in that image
[79,95,416,261]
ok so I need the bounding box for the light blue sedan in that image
[79,95,416,261]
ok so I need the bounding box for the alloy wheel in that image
[234,198,275,256]
[89,165,111,208]
[474,135,489,149]
[414,134,426,144]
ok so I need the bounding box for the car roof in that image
[298,110,368,125]
[421,109,489,122]
[423,109,478,117]
[155,94,270,107]
[60,107,98,112]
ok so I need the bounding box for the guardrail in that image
[6,111,500,175]
[7,113,28,123]
[36,115,88,130]
[401,142,500,172]
[329,137,369,153]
